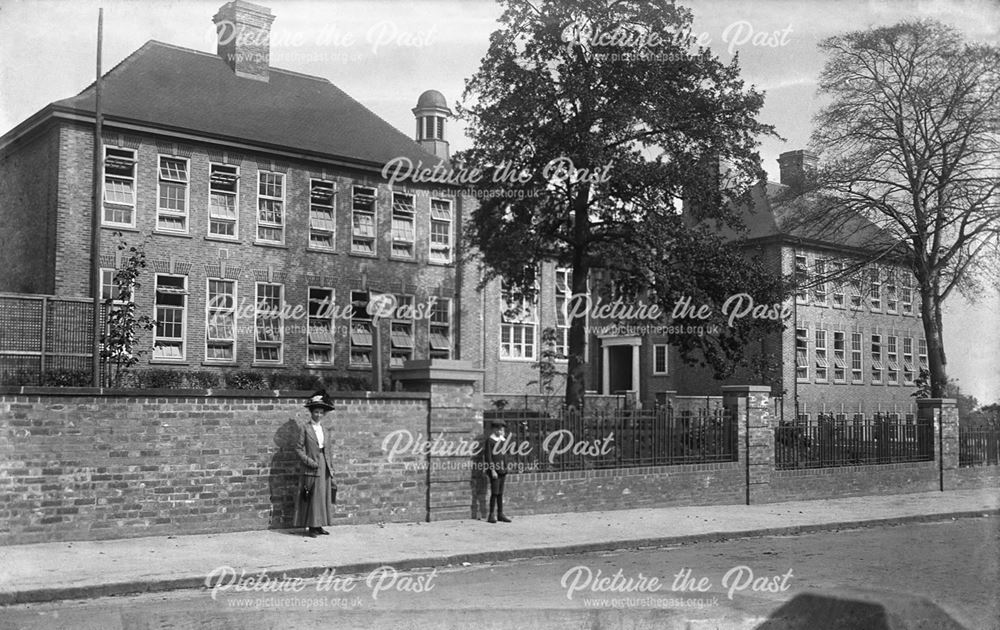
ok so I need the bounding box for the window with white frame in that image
[869,267,881,311]
[206,279,236,362]
[257,172,284,243]
[850,275,863,310]
[209,163,239,238]
[307,287,335,365]
[871,334,883,384]
[902,337,915,385]
[309,180,336,249]
[430,297,452,360]
[351,186,377,254]
[813,259,827,304]
[430,198,453,263]
[157,156,189,232]
[391,192,415,258]
[500,281,537,360]
[815,329,828,382]
[255,283,283,363]
[390,294,414,367]
[833,331,846,382]
[653,344,669,375]
[901,271,913,315]
[795,255,808,303]
[831,260,845,308]
[886,335,899,384]
[349,291,373,366]
[103,147,136,226]
[795,327,809,381]
[918,338,928,372]
[100,268,121,303]
[153,275,187,360]
[851,332,863,383]
[885,269,898,313]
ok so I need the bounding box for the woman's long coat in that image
[292,418,337,528]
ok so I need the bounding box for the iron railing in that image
[774,413,933,470]
[959,422,1000,468]
[484,406,738,473]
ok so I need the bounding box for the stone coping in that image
[0,386,430,400]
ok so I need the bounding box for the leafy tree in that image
[809,20,1000,397]
[100,233,155,387]
[458,0,782,408]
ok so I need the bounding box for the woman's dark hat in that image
[304,390,336,411]
[489,419,506,427]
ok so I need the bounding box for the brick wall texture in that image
[1,388,996,546]
[0,391,429,545]
[0,124,59,294]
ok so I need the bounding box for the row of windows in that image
[499,269,586,361]
[101,271,453,367]
[795,327,927,386]
[794,255,918,316]
[102,148,454,262]
[496,270,674,371]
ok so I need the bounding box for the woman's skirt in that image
[293,450,333,528]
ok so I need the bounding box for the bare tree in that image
[809,20,1000,397]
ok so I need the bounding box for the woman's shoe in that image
[317,528,330,535]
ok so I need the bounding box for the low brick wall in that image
[496,463,745,517]
[769,462,938,502]
[951,465,1000,491]
[0,388,429,545]
[2,380,988,546]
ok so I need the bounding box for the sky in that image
[1,0,997,402]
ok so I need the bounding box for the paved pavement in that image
[1,488,997,605]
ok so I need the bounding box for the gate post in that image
[393,360,484,521]
[723,385,773,505]
[917,398,958,491]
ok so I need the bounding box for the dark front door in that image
[608,345,632,393]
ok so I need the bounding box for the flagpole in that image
[91,7,104,387]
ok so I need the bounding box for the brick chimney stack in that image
[213,1,275,82]
[777,149,818,193]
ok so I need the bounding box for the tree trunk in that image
[565,266,589,410]
[919,284,948,398]
[564,185,591,410]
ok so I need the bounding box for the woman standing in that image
[293,390,338,537]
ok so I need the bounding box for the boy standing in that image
[484,419,512,523]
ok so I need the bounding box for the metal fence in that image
[774,412,933,470]
[959,422,1000,468]
[0,293,101,386]
[484,406,737,473]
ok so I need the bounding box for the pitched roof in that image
[718,181,901,254]
[48,40,440,170]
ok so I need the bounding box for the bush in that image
[39,369,93,387]
[328,374,371,392]
[225,370,270,390]
[185,371,219,389]
[269,371,321,391]
[137,369,185,389]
